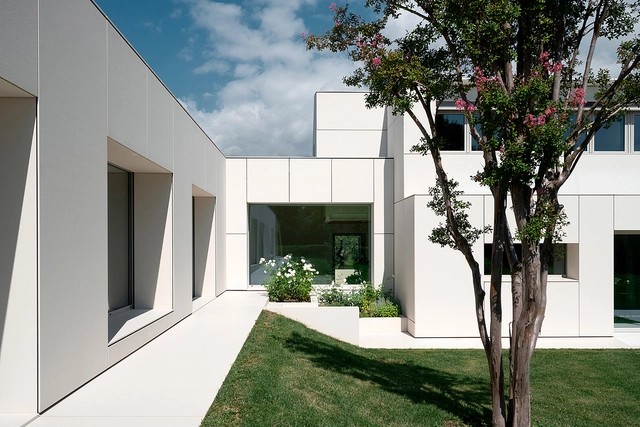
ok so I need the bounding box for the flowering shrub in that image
[317,280,400,317]
[260,255,317,302]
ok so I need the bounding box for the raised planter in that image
[265,299,407,346]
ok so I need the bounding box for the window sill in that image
[108,308,172,345]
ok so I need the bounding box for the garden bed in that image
[265,299,407,346]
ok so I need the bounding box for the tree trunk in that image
[488,191,508,426]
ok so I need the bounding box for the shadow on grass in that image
[284,331,492,427]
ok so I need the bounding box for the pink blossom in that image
[571,88,587,107]
[455,99,467,110]
[553,63,562,72]
[371,41,377,47]
[372,57,381,67]
[330,2,336,10]
[537,115,546,126]
[301,32,306,37]
[356,41,361,48]
[466,104,476,113]
[539,51,549,62]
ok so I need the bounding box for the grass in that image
[201,311,640,427]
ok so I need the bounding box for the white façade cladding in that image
[0,0,226,412]
[315,89,640,340]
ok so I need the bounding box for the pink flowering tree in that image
[307,1,640,426]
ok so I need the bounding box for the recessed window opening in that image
[483,243,566,276]
[108,164,133,313]
[249,205,371,286]
[614,234,640,328]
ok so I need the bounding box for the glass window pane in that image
[436,113,464,150]
[249,205,370,285]
[614,234,640,326]
[566,115,587,150]
[594,116,625,151]
[108,164,132,311]
[634,115,640,152]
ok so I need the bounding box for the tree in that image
[306,1,640,426]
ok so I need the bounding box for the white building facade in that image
[1,0,639,416]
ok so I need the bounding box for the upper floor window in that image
[634,114,640,152]
[594,115,625,152]
[436,113,465,151]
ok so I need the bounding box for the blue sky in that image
[93,0,629,156]
[94,0,361,156]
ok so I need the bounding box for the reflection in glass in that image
[249,205,370,285]
[634,115,640,152]
[436,113,465,150]
[614,234,640,327]
[594,116,625,151]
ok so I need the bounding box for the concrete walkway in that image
[22,291,268,427]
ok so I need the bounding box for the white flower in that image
[259,257,265,264]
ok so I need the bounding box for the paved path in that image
[23,291,268,427]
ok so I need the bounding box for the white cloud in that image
[180,0,356,156]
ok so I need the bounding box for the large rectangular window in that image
[436,113,465,150]
[249,205,371,285]
[614,234,640,327]
[108,164,133,312]
[594,116,625,151]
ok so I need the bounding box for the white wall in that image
[314,92,388,158]
[0,0,38,96]
[37,1,110,409]
[0,0,231,411]
[0,98,38,412]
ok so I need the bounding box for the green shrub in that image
[317,280,401,317]
[261,255,318,302]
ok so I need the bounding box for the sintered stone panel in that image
[226,234,248,290]
[560,196,579,243]
[614,196,640,230]
[172,105,199,318]
[215,154,227,296]
[315,130,387,158]
[147,71,174,171]
[542,281,580,336]
[0,99,37,412]
[402,154,432,198]
[226,159,248,233]
[134,174,173,310]
[205,142,220,196]
[0,0,38,95]
[191,130,208,190]
[374,159,394,234]
[38,0,108,410]
[108,25,147,155]
[413,195,481,337]
[393,198,415,324]
[332,159,374,202]
[373,233,394,290]
[315,92,386,131]
[247,159,289,202]
[579,196,614,336]
[194,197,216,298]
[290,159,331,203]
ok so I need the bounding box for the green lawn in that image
[201,311,640,427]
